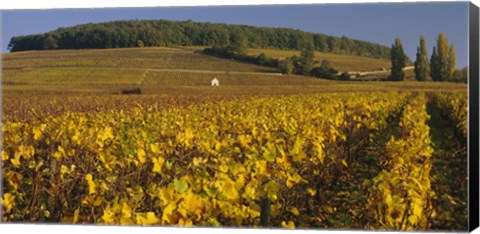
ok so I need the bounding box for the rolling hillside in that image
[2,47,461,91]
[2,47,336,92]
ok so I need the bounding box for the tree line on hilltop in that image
[8,19,391,60]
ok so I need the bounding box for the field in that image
[1,47,469,230]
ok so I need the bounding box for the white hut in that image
[211,78,219,86]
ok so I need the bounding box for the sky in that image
[0,2,470,67]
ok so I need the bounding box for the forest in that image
[7,19,391,60]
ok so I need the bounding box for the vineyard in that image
[2,48,275,73]
[245,48,393,72]
[1,91,468,230]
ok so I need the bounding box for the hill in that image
[2,47,465,96]
[2,47,331,90]
[7,19,391,60]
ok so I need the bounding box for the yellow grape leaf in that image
[33,127,42,140]
[177,207,187,218]
[412,201,423,217]
[137,148,147,164]
[53,146,65,160]
[321,205,334,214]
[242,185,256,200]
[385,194,393,207]
[85,174,96,195]
[27,160,35,169]
[2,151,9,161]
[93,197,103,207]
[219,163,229,173]
[286,173,303,189]
[182,193,203,213]
[40,123,47,131]
[238,134,251,147]
[281,220,295,229]
[72,132,81,145]
[184,129,194,140]
[160,185,175,202]
[222,181,239,201]
[73,208,80,223]
[6,171,23,190]
[396,157,405,165]
[290,207,300,216]
[102,206,116,224]
[341,159,348,168]
[2,193,15,213]
[152,157,165,174]
[263,180,281,201]
[136,212,160,225]
[162,203,176,224]
[98,152,108,164]
[121,202,134,225]
[178,218,193,227]
[192,157,206,166]
[10,154,21,168]
[150,143,160,154]
[255,160,267,174]
[60,165,69,179]
[314,141,324,164]
[408,215,418,225]
[307,188,317,196]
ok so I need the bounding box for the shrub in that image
[311,60,338,79]
[122,88,142,95]
[338,72,351,81]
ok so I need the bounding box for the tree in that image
[42,35,58,50]
[257,53,269,66]
[7,19,392,59]
[430,33,454,81]
[414,35,428,81]
[448,44,457,80]
[327,37,340,53]
[311,59,338,79]
[295,44,315,75]
[229,30,247,55]
[389,38,406,81]
[430,47,440,81]
[279,58,294,74]
[436,33,450,81]
[314,34,328,52]
[452,66,467,83]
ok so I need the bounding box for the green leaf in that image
[174,178,188,194]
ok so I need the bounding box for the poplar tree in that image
[430,33,456,82]
[414,35,428,81]
[436,33,450,81]
[430,47,439,81]
[448,44,457,80]
[389,38,406,81]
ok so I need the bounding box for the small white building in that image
[211,78,219,86]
